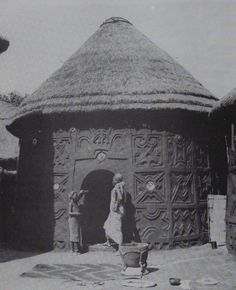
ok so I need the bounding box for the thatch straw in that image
[213,87,236,112]
[10,17,217,126]
[0,34,9,53]
[0,99,19,159]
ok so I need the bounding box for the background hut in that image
[0,36,17,246]
[0,95,19,165]
[8,17,218,250]
[0,97,19,246]
[212,88,236,255]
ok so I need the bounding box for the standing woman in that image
[68,190,88,254]
[103,173,125,247]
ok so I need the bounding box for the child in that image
[68,191,82,254]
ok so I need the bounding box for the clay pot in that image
[169,278,181,286]
[119,243,149,272]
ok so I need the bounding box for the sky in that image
[0,0,236,99]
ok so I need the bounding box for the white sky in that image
[0,0,236,98]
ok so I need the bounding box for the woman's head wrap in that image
[113,173,123,184]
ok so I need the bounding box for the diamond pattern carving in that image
[53,138,71,170]
[53,173,69,244]
[170,172,194,204]
[134,172,165,203]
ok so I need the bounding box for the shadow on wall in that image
[81,171,141,246]
[0,171,17,246]
[10,129,55,251]
[81,170,113,245]
[123,193,140,243]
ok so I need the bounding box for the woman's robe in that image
[103,181,125,244]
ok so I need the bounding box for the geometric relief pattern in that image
[170,172,194,204]
[196,171,211,201]
[132,134,163,168]
[54,174,69,202]
[136,208,170,242]
[167,134,193,167]
[228,172,236,196]
[49,128,211,248]
[229,149,236,167]
[230,201,236,216]
[227,223,236,254]
[53,173,70,247]
[134,172,165,203]
[199,206,208,233]
[196,144,209,168]
[172,209,198,238]
[53,137,71,170]
[76,128,127,160]
[228,172,236,219]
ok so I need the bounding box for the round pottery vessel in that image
[169,278,181,286]
[119,243,149,272]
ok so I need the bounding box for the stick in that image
[225,135,229,164]
[231,123,235,151]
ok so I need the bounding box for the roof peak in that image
[101,17,132,27]
[8,16,217,131]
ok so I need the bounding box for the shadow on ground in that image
[20,263,122,282]
[0,247,46,263]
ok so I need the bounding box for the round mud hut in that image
[8,17,218,250]
[0,37,19,246]
[0,97,19,246]
[212,88,236,256]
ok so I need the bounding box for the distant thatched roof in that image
[0,98,19,159]
[10,17,217,128]
[0,35,9,53]
[213,87,236,113]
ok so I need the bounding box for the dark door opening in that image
[81,170,114,245]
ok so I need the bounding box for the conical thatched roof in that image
[0,98,19,159]
[10,17,217,127]
[213,87,236,112]
[0,35,9,53]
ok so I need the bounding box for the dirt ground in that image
[0,243,236,290]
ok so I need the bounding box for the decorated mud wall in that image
[210,105,236,256]
[226,148,236,255]
[11,112,211,250]
[222,118,236,255]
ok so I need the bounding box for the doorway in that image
[81,169,114,244]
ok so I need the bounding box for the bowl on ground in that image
[169,278,181,286]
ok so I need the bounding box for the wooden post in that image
[225,136,229,164]
[231,123,235,151]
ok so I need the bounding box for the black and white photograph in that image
[0,0,236,289]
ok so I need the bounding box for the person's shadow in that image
[123,193,140,243]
